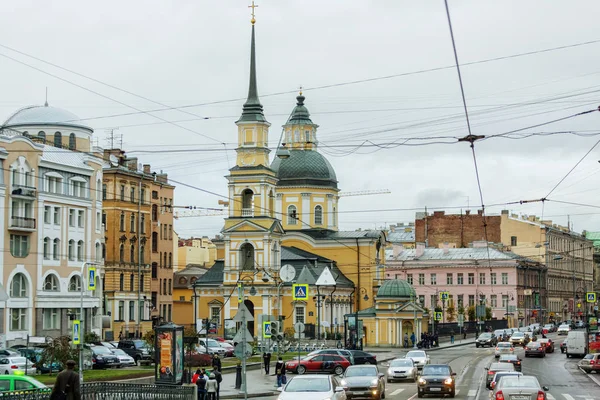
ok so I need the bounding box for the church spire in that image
[237,2,267,123]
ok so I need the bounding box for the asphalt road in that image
[254,332,600,400]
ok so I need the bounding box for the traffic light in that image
[270,321,284,341]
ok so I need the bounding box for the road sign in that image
[233,326,254,343]
[87,267,96,290]
[233,303,254,322]
[439,291,449,301]
[457,314,464,327]
[263,321,271,338]
[234,343,252,359]
[316,267,336,286]
[434,312,442,321]
[237,284,243,303]
[587,292,597,303]
[292,284,309,301]
[72,320,81,345]
[294,322,305,333]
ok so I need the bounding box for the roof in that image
[195,261,224,285]
[41,144,94,171]
[302,229,383,240]
[237,25,267,124]
[391,247,519,261]
[377,279,416,298]
[3,105,92,131]
[284,94,316,126]
[585,231,600,248]
[387,230,415,243]
[271,150,337,189]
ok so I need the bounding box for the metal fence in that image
[1,382,195,400]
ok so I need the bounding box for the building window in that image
[69,275,81,292]
[140,246,145,264]
[130,245,135,263]
[159,279,162,295]
[490,295,497,308]
[168,253,172,268]
[43,308,60,330]
[54,132,62,147]
[140,274,144,291]
[446,273,453,285]
[43,274,59,291]
[10,309,27,331]
[38,131,46,143]
[10,235,29,258]
[457,273,463,285]
[78,210,84,228]
[120,185,125,201]
[68,240,75,261]
[130,274,135,292]
[130,214,135,232]
[162,279,167,295]
[468,295,475,307]
[430,273,437,285]
[53,207,60,225]
[43,237,50,259]
[490,273,497,285]
[168,279,172,295]
[118,301,124,321]
[239,243,254,270]
[119,274,124,291]
[140,189,145,204]
[501,273,508,285]
[430,295,436,308]
[119,212,125,231]
[169,225,172,240]
[72,180,86,198]
[152,263,158,279]
[406,274,413,285]
[77,240,84,261]
[287,205,297,225]
[129,301,135,321]
[102,184,107,200]
[53,239,60,260]
[152,204,158,221]
[295,306,305,323]
[68,209,75,227]
[163,253,167,268]
[102,244,106,260]
[10,273,27,298]
[68,133,76,150]
[479,273,485,285]
[152,232,158,252]
[502,295,509,308]
[119,244,124,263]
[511,236,517,246]
[130,187,135,203]
[314,205,323,225]
[468,273,474,285]
[44,206,51,224]
[141,214,146,234]
[457,295,463,307]
[417,273,424,285]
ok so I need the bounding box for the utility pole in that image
[137,175,143,336]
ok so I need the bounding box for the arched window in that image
[69,275,81,292]
[77,240,84,261]
[68,133,76,150]
[241,189,254,217]
[38,131,46,143]
[130,213,135,232]
[168,252,172,268]
[119,212,125,231]
[43,237,50,259]
[10,273,27,297]
[178,277,187,285]
[68,240,75,261]
[314,205,323,225]
[43,274,59,291]
[95,242,101,262]
[287,205,297,225]
[152,204,158,221]
[130,274,134,291]
[162,279,167,295]
[54,132,62,148]
[140,246,145,264]
[168,279,172,295]
[53,239,60,260]
[119,244,124,263]
[130,245,135,263]
[159,252,162,267]
[239,243,255,270]
[119,273,124,291]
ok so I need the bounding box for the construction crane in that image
[174,189,390,218]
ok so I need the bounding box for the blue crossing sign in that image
[434,312,442,321]
[587,292,596,303]
[88,266,96,291]
[72,320,81,345]
[292,284,309,301]
[263,321,271,338]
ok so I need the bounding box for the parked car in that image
[118,340,154,365]
[489,371,523,391]
[538,338,554,353]
[491,375,549,400]
[348,350,377,365]
[475,333,497,348]
[277,374,346,400]
[0,357,36,375]
[0,350,20,358]
[566,331,587,357]
[525,341,546,358]
[405,350,429,370]
[0,373,48,393]
[14,348,61,374]
[485,362,515,389]
[557,324,571,335]
[308,349,355,365]
[560,339,568,353]
[109,348,136,367]
[198,339,226,357]
[498,354,522,372]
[579,353,600,374]
[385,358,417,383]
[494,342,514,358]
[417,364,456,398]
[219,342,234,357]
[340,365,385,400]
[285,354,351,375]
[91,346,120,369]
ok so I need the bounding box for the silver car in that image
[494,342,514,358]
[341,365,385,400]
[385,358,417,383]
[405,350,429,370]
[491,375,549,400]
[278,374,347,400]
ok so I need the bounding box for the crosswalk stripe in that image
[467,389,477,397]
[546,394,555,400]
[562,395,575,400]
[389,388,404,396]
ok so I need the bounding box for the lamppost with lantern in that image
[353,288,369,350]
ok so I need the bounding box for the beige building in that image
[177,237,217,270]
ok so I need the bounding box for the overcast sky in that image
[2,1,600,239]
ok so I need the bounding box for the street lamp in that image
[476,291,486,334]
[503,292,515,328]
[411,292,421,349]
[192,283,199,333]
[353,288,369,350]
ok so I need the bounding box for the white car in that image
[278,374,346,400]
[386,358,418,382]
[557,324,570,335]
[0,357,36,375]
[110,348,136,367]
[405,350,430,370]
[494,342,515,358]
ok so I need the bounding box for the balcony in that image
[9,216,36,231]
[241,208,254,217]
[11,184,36,198]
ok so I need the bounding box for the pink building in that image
[385,241,546,327]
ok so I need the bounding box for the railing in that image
[10,216,36,229]
[241,208,254,217]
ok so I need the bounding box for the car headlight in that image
[387,368,392,375]
[370,379,379,387]
[340,380,347,386]
[418,378,426,384]
[444,378,453,385]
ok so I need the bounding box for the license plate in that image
[510,396,528,400]
[430,388,441,392]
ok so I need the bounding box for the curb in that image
[427,341,474,351]
[220,390,277,399]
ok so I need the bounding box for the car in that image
[509,332,528,346]
[494,342,514,358]
[538,338,554,353]
[308,349,355,365]
[118,339,154,365]
[476,333,497,348]
[560,339,568,353]
[575,320,586,329]
[493,329,509,340]
[489,371,523,391]
[525,341,546,358]
[348,350,377,365]
[91,346,120,369]
[285,354,351,375]
[385,358,417,383]
[14,348,62,374]
[405,350,429,370]
[417,364,456,398]
[543,324,556,334]
[341,365,385,399]
[492,375,549,400]
[198,339,226,357]
[579,353,600,374]
[0,357,36,375]
[0,372,49,392]
[219,342,234,357]
[498,354,522,372]
[557,324,570,335]
[529,324,541,335]
[566,331,587,357]
[277,374,346,400]
[0,350,20,358]
[109,348,136,367]
[485,362,515,389]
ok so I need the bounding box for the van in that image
[566,331,587,357]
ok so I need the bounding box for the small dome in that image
[377,279,416,298]
[285,95,315,126]
[271,150,338,189]
[3,105,92,131]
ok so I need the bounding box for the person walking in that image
[403,333,409,348]
[192,369,202,384]
[275,356,286,387]
[212,368,222,400]
[196,371,207,400]
[263,352,271,374]
[50,360,80,400]
[206,373,218,400]
[450,329,455,344]
[212,354,222,372]
[410,332,416,347]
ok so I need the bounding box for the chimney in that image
[416,242,425,258]
[442,242,450,254]
[465,210,471,216]
[143,164,151,174]
[433,211,445,217]
[477,209,483,216]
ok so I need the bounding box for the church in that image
[188,12,425,347]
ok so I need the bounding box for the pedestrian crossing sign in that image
[439,291,449,301]
[434,312,442,321]
[72,320,81,345]
[87,266,96,291]
[587,292,596,303]
[263,321,272,338]
[292,284,309,301]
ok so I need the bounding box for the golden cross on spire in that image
[299,85,303,96]
[249,1,258,25]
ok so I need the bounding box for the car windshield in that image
[285,377,331,393]
[112,349,127,356]
[206,340,220,347]
[498,376,539,388]
[512,332,524,337]
[497,343,511,348]
[390,359,413,367]
[422,366,450,376]
[345,366,377,377]
[406,351,425,358]
[499,355,518,361]
[133,340,150,349]
[479,333,492,338]
[94,346,113,355]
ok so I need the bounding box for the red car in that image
[285,354,351,375]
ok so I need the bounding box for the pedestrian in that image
[463,328,467,340]
[410,332,416,347]
[450,329,455,344]
[212,367,222,400]
[206,374,218,400]
[275,356,286,387]
[192,368,202,384]
[50,359,80,400]
[403,333,409,348]
[263,352,271,374]
[196,372,207,400]
[212,354,222,372]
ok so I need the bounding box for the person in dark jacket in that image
[212,367,222,400]
[275,357,286,387]
[50,360,81,400]
[196,371,207,400]
[212,354,222,372]
[263,352,271,374]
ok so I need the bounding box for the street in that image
[251,333,600,400]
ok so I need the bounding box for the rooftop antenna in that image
[44,87,48,107]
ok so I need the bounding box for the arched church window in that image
[239,243,255,270]
[38,131,46,144]
[305,130,311,143]
[287,205,297,225]
[241,189,253,217]
[69,133,76,150]
[314,205,323,225]
[54,132,62,148]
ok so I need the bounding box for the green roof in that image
[194,261,224,285]
[271,150,337,189]
[585,231,600,248]
[284,95,316,126]
[377,279,416,299]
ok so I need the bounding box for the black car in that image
[475,333,497,348]
[417,364,456,398]
[341,365,385,400]
[91,346,120,369]
[118,339,154,365]
[498,354,522,372]
[348,350,377,365]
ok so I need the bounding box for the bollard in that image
[235,365,242,389]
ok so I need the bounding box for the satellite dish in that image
[280,264,296,283]
[109,154,119,167]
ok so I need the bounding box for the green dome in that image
[285,95,315,126]
[377,279,416,298]
[271,150,338,189]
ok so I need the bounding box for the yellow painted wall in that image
[500,213,547,262]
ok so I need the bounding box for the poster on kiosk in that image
[155,323,184,385]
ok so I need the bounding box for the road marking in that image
[546,394,555,400]
[467,389,477,397]
[563,395,575,400]
[389,388,404,396]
